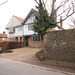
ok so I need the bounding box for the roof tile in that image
[14,16,24,23]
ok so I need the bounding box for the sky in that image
[0,0,74,33]
[0,0,36,33]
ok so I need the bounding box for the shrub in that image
[36,50,45,61]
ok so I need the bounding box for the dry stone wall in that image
[45,29,75,62]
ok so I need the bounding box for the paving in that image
[0,47,75,75]
[0,57,74,75]
[0,47,40,61]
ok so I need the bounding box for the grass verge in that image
[36,50,75,69]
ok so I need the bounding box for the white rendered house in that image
[22,9,43,48]
[5,15,24,41]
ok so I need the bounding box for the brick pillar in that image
[29,36,32,47]
[16,37,18,42]
[43,34,47,52]
[20,37,22,42]
[60,16,63,28]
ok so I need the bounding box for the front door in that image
[25,36,29,47]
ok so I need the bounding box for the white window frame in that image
[9,28,15,33]
[28,24,33,30]
[18,27,22,31]
[32,35,43,42]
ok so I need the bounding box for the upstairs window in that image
[9,28,15,33]
[28,24,33,30]
[18,27,22,31]
[32,35,43,42]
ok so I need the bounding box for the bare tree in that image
[34,0,75,24]
[68,14,75,28]
[0,0,8,6]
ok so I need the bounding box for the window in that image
[32,35,43,42]
[3,38,5,41]
[18,27,22,31]
[9,28,15,33]
[28,24,33,30]
[9,38,15,41]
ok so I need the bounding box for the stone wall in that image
[45,29,75,62]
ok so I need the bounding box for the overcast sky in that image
[0,0,36,33]
[0,0,74,33]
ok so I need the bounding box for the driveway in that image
[0,58,73,75]
[0,47,40,61]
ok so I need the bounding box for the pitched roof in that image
[5,16,24,29]
[14,16,24,23]
[22,8,38,25]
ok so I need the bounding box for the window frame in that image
[18,27,22,31]
[9,28,15,33]
[32,35,43,42]
[28,24,33,30]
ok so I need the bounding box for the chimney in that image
[3,31,6,34]
[60,16,63,28]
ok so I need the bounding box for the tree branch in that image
[56,0,69,11]
[34,0,39,5]
[0,0,8,6]
[57,12,75,23]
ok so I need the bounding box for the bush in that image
[36,50,45,61]
[2,41,24,50]
[1,49,13,53]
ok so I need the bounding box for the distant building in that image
[0,31,7,42]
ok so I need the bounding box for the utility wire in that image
[0,0,8,6]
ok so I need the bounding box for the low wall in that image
[45,29,75,62]
[2,41,24,50]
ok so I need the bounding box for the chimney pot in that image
[3,31,6,34]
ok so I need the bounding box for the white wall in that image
[7,27,23,39]
[14,27,23,37]
[6,16,21,29]
[23,25,35,36]
[6,16,23,40]
[25,15,35,24]
[23,14,35,36]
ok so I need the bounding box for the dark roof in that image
[22,8,64,30]
[22,9,38,25]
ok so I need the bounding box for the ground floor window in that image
[32,35,43,42]
[9,38,15,41]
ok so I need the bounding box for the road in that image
[0,58,74,75]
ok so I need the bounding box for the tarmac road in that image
[0,57,74,75]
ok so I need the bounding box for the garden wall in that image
[45,29,75,62]
[2,41,24,50]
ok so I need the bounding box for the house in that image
[5,15,24,41]
[22,9,43,48]
[22,9,64,48]
[5,9,63,48]
[0,31,7,42]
